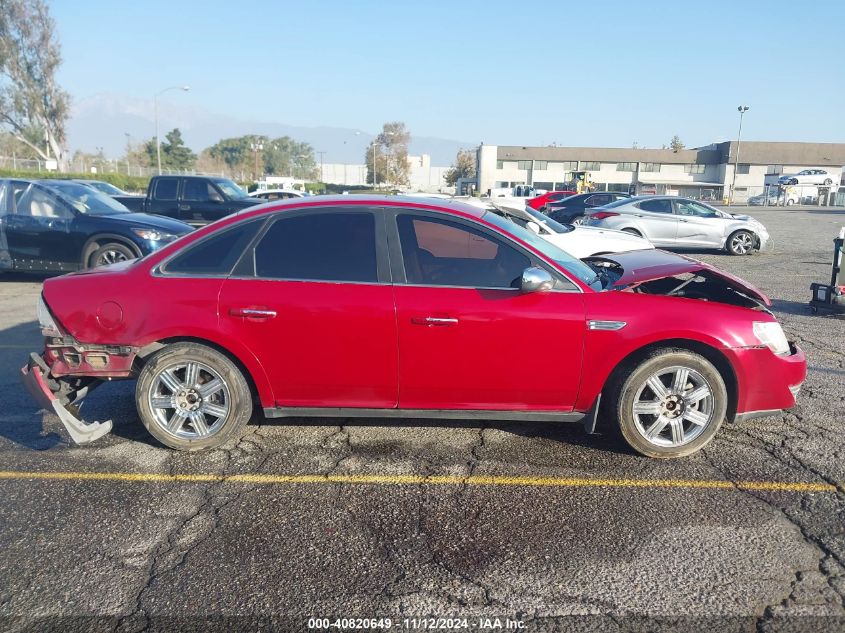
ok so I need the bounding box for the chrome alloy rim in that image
[97,249,130,266]
[632,366,714,448]
[148,361,230,439]
[730,232,753,254]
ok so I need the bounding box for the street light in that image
[250,141,264,180]
[729,105,750,206]
[154,85,190,174]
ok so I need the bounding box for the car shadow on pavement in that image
[769,298,814,317]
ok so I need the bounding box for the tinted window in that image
[638,199,673,214]
[254,212,377,282]
[397,215,529,289]
[154,178,179,201]
[183,179,214,202]
[164,220,262,276]
[585,194,610,207]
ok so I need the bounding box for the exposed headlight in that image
[753,321,790,356]
[37,295,62,338]
[131,228,179,242]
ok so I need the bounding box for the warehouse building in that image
[475,141,845,202]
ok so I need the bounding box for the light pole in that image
[250,141,264,180]
[729,105,750,206]
[316,151,326,183]
[154,85,190,174]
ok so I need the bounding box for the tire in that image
[89,242,136,268]
[786,199,795,206]
[607,349,727,458]
[571,214,585,225]
[790,179,798,185]
[726,230,755,256]
[824,179,832,185]
[621,227,643,237]
[135,342,252,451]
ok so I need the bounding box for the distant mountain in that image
[66,94,473,165]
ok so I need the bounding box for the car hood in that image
[585,249,771,306]
[93,212,193,233]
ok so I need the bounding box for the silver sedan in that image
[582,196,771,256]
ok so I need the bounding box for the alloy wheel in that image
[148,361,230,439]
[631,365,714,448]
[730,232,753,255]
[97,249,130,266]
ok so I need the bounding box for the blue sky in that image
[51,0,844,148]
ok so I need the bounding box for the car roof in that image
[235,194,488,220]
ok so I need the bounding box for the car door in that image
[180,179,229,225]
[217,207,398,409]
[631,198,677,245]
[2,181,75,271]
[147,177,181,219]
[673,199,723,247]
[389,210,586,411]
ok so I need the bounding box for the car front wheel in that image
[610,349,727,458]
[726,230,755,255]
[136,342,252,450]
[89,242,135,268]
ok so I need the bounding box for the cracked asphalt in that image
[1,205,844,632]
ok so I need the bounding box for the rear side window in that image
[637,199,673,214]
[154,178,179,201]
[163,220,262,276]
[253,212,377,282]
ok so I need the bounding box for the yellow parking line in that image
[0,470,837,493]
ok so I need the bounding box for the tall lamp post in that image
[154,85,190,174]
[729,105,750,206]
[250,141,264,180]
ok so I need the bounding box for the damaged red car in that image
[21,196,806,458]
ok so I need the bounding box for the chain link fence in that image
[730,184,842,207]
[0,155,223,178]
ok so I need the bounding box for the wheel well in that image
[602,339,738,422]
[621,227,642,237]
[136,337,261,409]
[82,235,141,267]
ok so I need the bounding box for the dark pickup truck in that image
[114,175,262,226]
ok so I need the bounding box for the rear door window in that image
[637,199,673,214]
[163,219,263,276]
[153,178,179,201]
[252,212,378,283]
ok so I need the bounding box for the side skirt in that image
[263,407,587,424]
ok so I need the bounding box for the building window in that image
[496,160,504,169]
[533,181,553,190]
[549,161,578,171]
[737,164,750,174]
[766,164,783,175]
[607,183,630,192]
[517,160,532,170]
[684,164,706,174]
[581,161,601,170]
[534,161,548,170]
[640,163,661,172]
[616,162,636,172]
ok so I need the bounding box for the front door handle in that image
[178,204,191,211]
[411,316,459,326]
[230,307,277,319]
[679,218,689,222]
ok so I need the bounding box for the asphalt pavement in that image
[0,205,844,632]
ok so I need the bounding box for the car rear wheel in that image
[136,342,252,450]
[726,230,755,256]
[89,243,135,268]
[571,214,585,225]
[824,179,832,185]
[610,349,727,458]
[621,227,643,237]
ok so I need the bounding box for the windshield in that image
[523,206,572,233]
[213,178,249,199]
[42,181,129,215]
[84,181,125,196]
[482,210,601,290]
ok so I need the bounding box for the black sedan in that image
[0,179,193,273]
[543,192,632,224]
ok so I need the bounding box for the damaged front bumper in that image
[20,353,113,444]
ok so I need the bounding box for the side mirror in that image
[526,221,541,234]
[521,266,555,293]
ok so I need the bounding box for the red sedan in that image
[526,190,576,210]
[22,196,805,458]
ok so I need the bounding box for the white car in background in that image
[778,169,834,186]
[248,189,307,201]
[489,202,653,258]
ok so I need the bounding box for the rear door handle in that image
[229,307,277,319]
[411,316,459,326]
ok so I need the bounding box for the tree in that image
[206,134,317,180]
[0,0,70,170]
[366,122,411,187]
[444,148,477,186]
[142,128,196,171]
[670,135,685,153]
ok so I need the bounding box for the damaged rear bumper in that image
[20,353,113,444]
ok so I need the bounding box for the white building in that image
[320,154,451,192]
